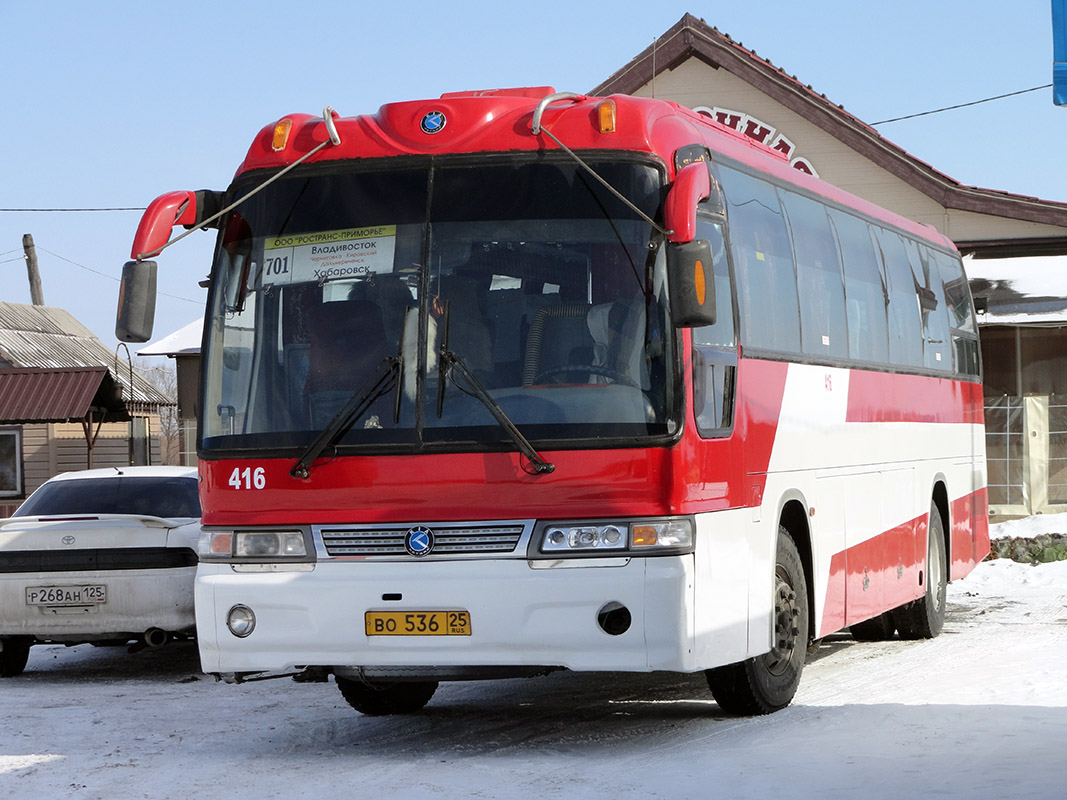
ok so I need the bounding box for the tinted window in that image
[779,190,847,359]
[718,167,800,353]
[691,218,737,436]
[829,210,889,364]
[15,477,201,518]
[907,242,952,371]
[932,250,979,376]
[872,227,925,368]
[691,219,736,349]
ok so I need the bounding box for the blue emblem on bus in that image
[405,526,435,557]
[420,111,447,135]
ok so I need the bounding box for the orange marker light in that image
[272,118,293,151]
[631,525,658,547]
[694,259,706,305]
[598,100,617,133]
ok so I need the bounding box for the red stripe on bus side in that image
[845,371,984,425]
[819,487,989,638]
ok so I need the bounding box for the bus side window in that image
[932,250,980,377]
[778,189,848,360]
[717,166,800,354]
[828,209,889,364]
[906,241,952,372]
[873,227,925,369]
[691,218,737,437]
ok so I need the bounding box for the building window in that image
[0,427,23,498]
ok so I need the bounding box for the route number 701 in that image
[229,467,266,490]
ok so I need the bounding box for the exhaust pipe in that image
[143,628,170,648]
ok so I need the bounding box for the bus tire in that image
[705,527,808,715]
[335,676,438,716]
[849,612,895,642]
[894,501,947,640]
[0,637,32,678]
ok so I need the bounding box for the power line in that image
[35,245,202,305]
[871,84,1052,125]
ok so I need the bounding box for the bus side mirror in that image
[116,260,158,343]
[667,240,716,328]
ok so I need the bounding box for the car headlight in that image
[536,518,693,556]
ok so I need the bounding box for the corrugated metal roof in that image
[0,367,123,423]
[0,302,172,408]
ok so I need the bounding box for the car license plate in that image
[365,610,471,636]
[25,585,107,606]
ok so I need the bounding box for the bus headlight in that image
[631,519,693,549]
[234,531,307,558]
[536,518,693,556]
[542,524,627,552]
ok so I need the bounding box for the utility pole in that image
[21,233,45,306]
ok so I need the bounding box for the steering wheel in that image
[532,364,639,388]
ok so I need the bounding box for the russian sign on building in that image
[693,106,819,177]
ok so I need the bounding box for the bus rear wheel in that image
[894,501,947,640]
[705,527,808,715]
[335,676,438,716]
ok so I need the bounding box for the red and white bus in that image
[118,87,989,715]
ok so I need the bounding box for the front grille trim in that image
[317,520,534,560]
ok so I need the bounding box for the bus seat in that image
[307,299,392,396]
[587,298,647,388]
[522,304,594,386]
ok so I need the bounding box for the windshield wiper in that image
[290,356,400,479]
[436,305,554,476]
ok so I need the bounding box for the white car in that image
[0,466,200,677]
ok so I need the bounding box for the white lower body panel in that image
[196,555,722,676]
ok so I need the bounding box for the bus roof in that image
[235,87,956,252]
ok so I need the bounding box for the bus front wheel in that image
[335,676,438,716]
[705,527,809,715]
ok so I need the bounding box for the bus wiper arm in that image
[439,349,555,476]
[290,357,399,479]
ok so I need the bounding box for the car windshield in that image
[200,156,678,456]
[14,477,201,518]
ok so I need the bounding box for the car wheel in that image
[0,637,33,678]
[335,676,438,715]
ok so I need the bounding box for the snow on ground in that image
[2,536,1065,799]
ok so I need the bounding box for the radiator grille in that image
[321,525,525,557]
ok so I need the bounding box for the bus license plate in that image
[25,585,107,606]
[365,610,471,637]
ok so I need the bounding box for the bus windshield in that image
[200,157,677,456]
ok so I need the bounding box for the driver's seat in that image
[522,304,594,387]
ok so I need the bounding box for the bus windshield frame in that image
[198,154,682,459]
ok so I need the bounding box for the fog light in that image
[226,604,256,638]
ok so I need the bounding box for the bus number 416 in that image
[229,467,266,490]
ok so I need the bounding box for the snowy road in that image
[2,559,1065,799]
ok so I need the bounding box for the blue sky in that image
[1,1,1062,349]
